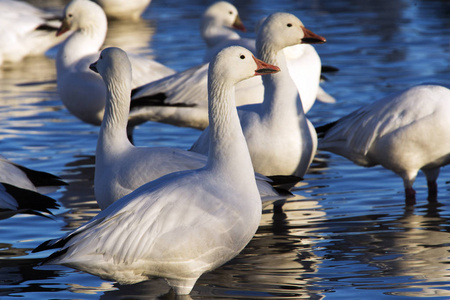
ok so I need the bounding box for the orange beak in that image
[232,15,246,32]
[252,56,280,75]
[301,26,326,44]
[56,18,71,36]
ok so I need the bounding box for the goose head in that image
[57,0,107,37]
[89,47,132,91]
[201,1,245,46]
[209,46,280,86]
[256,12,325,56]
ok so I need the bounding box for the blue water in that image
[1,0,449,298]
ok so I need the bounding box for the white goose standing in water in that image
[33,46,281,295]
[56,0,174,127]
[316,84,450,205]
[191,12,322,178]
[90,47,293,210]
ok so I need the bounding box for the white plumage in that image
[201,2,335,112]
[93,0,151,20]
[317,84,450,205]
[0,0,68,66]
[129,3,333,130]
[190,12,321,178]
[56,0,174,127]
[33,46,281,295]
[90,47,290,210]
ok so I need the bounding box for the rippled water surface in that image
[1,0,449,299]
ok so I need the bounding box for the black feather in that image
[321,65,339,73]
[315,121,338,138]
[130,93,196,110]
[12,164,67,188]
[1,183,59,217]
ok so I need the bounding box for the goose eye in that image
[68,13,73,18]
[240,55,245,59]
[287,23,292,27]
[229,11,233,15]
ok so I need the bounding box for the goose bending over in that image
[316,84,450,205]
[56,0,174,127]
[92,47,296,210]
[191,12,322,178]
[33,46,280,295]
[0,0,69,66]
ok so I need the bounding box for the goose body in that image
[93,0,151,20]
[34,46,280,294]
[0,0,68,66]
[92,48,293,210]
[191,13,322,178]
[56,0,174,126]
[317,84,450,204]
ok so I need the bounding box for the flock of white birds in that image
[0,0,449,295]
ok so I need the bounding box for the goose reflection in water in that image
[309,203,450,297]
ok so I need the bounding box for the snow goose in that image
[91,47,294,210]
[0,183,59,218]
[316,84,450,205]
[200,1,248,50]
[0,0,68,66]
[190,12,322,178]
[56,0,174,127]
[201,1,335,112]
[130,7,331,130]
[33,45,281,295]
[0,155,67,194]
[93,0,151,20]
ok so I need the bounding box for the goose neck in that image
[206,78,254,177]
[57,24,106,70]
[259,47,302,120]
[103,78,131,130]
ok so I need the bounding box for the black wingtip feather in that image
[36,24,59,32]
[38,248,69,265]
[12,164,67,188]
[315,120,338,138]
[2,183,59,211]
[1,183,59,216]
[130,93,196,110]
[321,65,340,73]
